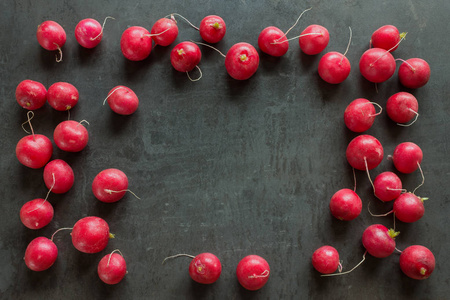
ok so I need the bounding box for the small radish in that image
[24,236,58,271]
[225,43,260,80]
[75,17,114,49]
[399,245,435,280]
[373,171,403,202]
[103,86,139,115]
[359,48,396,83]
[311,246,340,274]
[370,25,406,52]
[16,80,47,110]
[20,199,54,230]
[163,253,222,284]
[392,142,423,174]
[151,17,179,47]
[43,159,74,194]
[344,98,382,133]
[170,41,202,80]
[36,20,66,62]
[393,193,426,223]
[236,255,270,291]
[329,188,362,221]
[199,15,226,43]
[120,26,152,61]
[47,82,79,111]
[346,134,384,171]
[53,120,89,152]
[398,58,431,89]
[92,168,133,203]
[386,92,419,126]
[299,24,329,55]
[98,249,127,284]
[71,216,112,253]
[362,224,399,258]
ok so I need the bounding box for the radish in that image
[53,120,89,152]
[344,98,382,132]
[362,224,399,258]
[225,43,260,80]
[47,82,79,111]
[24,237,58,271]
[120,26,152,61]
[150,17,179,46]
[346,134,384,171]
[92,168,135,203]
[299,24,329,55]
[392,142,423,174]
[20,199,54,230]
[43,159,74,194]
[399,245,435,280]
[103,86,139,115]
[98,249,127,284]
[398,58,431,89]
[311,246,340,274]
[36,20,66,62]
[393,193,426,223]
[373,171,403,202]
[15,80,47,110]
[163,253,222,284]
[199,15,226,43]
[329,188,362,221]
[386,92,419,126]
[75,17,114,49]
[71,216,112,253]
[370,25,406,52]
[170,42,202,81]
[359,48,396,83]
[236,255,270,291]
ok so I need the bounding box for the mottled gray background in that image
[1,0,449,299]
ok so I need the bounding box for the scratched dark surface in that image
[1,0,449,299]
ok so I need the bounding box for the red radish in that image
[36,20,66,62]
[373,171,403,202]
[386,92,419,125]
[98,250,127,284]
[120,26,152,61]
[258,26,289,57]
[299,25,329,55]
[312,246,340,274]
[371,25,405,52]
[92,168,129,203]
[151,18,178,46]
[47,82,79,111]
[236,255,270,291]
[163,253,222,284]
[225,43,260,80]
[392,142,423,174]
[75,17,114,49]
[170,41,202,76]
[199,15,226,43]
[346,135,384,171]
[71,216,112,253]
[359,48,396,83]
[398,58,431,89]
[20,199,54,230]
[53,120,89,152]
[362,224,399,258]
[43,159,74,194]
[329,188,362,221]
[104,86,139,115]
[393,193,426,223]
[16,80,47,110]
[399,245,435,280]
[344,98,382,133]
[24,237,58,271]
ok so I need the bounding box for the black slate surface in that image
[1,0,449,299]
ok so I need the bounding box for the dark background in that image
[1,0,449,299]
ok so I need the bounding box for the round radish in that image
[15,80,47,110]
[170,41,202,72]
[346,135,384,171]
[98,250,127,284]
[16,134,53,169]
[311,246,340,274]
[199,15,226,44]
[373,171,403,202]
[225,43,259,80]
[92,168,129,203]
[36,20,66,62]
[362,224,399,258]
[47,82,79,111]
[299,25,329,55]
[329,188,362,221]
[188,253,222,284]
[151,18,178,46]
[75,17,113,49]
[120,26,152,61]
[386,92,418,125]
[393,193,425,223]
[53,120,89,152]
[43,159,74,194]
[258,26,289,57]
[24,237,58,271]
[399,245,435,280]
[71,216,111,253]
[318,52,351,84]
[236,255,270,291]
[392,142,423,174]
[20,199,54,230]
[371,25,402,52]
[359,48,396,83]
[105,86,139,115]
[398,58,430,89]
[344,98,378,133]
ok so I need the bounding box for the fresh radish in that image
[299,24,329,55]
[20,199,54,230]
[120,26,152,61]
[98,250,127,284]
[43,159,74,194]
[398,58,431,89]
[359,48,396,83]
[258,26,289,57]
[36,20,66,62]
[170,41,202,80]
[393,193,426,223]
[71,216,112,253]
[346,134,384,171]
[392,142,423,174]
[103,86,139,115]
[224,43,260,80]
[15,80,47,110]
[24,237,58,271]
[163,253,222,284]
[329,188,362,221]
[386,92,419,126]
[399,245,435,280]
[150,17,178,46]
[373,171,403,202]
[92,168,132,203]
[236,255,270,291]
[344,98,382,132]
[47,82,79,111]
[370,25,406,52]
[311,246,340,274]
[199,15,226,43]
[53,120,89,152]
[75,17,114,49]
[362,224,399,258]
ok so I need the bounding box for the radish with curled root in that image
[103,86,139,115]
[344,98,382,133]
[386,92,419,126]
[75,17,114,49]
[36,20,66,62]
[53,120,89,152]
[236,255,270,291]
[98,250,127,284]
